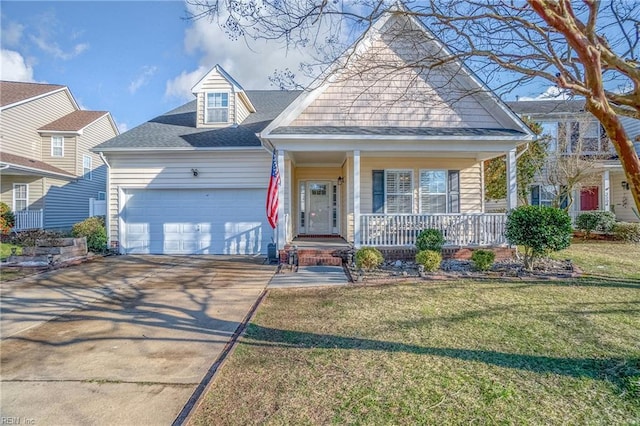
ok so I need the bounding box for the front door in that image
[307,181,332,234]
[580,186,600,211]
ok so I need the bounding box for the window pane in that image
[420,170,447,213]
[206,109,228,123]
[385,171,413,213]
[540,122,557,153]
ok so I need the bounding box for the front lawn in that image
[0,242,21,261]
[551,240,640,279]
[192,243,640,425]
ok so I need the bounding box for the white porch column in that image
[277,149,286,250]
[506,148,517,210]
[602,169,610,212]
[353,150,361,247]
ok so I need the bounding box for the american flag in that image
[266,149,280,229]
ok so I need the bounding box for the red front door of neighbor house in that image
[580,186,600,211]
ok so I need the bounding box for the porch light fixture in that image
[621,181,629,190]
[191,168,199,177]
[337,176,344,185]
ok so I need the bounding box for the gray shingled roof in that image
[507,99,586,115]
[270,126,527,137]
[94,90,302,150]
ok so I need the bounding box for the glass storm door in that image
[307,181,332,234]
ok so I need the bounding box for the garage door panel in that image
[122,189,268,255]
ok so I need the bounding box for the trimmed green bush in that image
[415,228,445,252]
[72,216,107,253]
[471,249,495,271]
[0,202,15,235]
[505,206,572,271]
[415,249,442,272]
[355,246,384,270]
[612,222,640,243]
[575,211,616,237]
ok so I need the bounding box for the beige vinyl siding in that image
[236,96,251,124]
[41,135,77,175]
[360,157,482,214]
[42,116,115,230]
[0,90,76,159]
[611,171,638,222]
[195,72,235,128]
[106,150,271,243]
[0,176,45,211]
[290,20,500,128]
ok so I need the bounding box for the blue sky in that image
[1,1,555,133]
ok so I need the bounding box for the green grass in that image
[551,241,640,279]
[0,242,21,261]
[192,242,640,425]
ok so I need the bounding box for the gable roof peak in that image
[191,64,245,94]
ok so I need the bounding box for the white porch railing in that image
[360,213,508,246]
[13,209,44,231]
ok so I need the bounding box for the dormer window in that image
[206,92,229,124]
[51,136,64,157]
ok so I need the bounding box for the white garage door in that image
[121,188,270,255]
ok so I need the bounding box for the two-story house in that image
[501,100,640,223]
[0,81,119,231]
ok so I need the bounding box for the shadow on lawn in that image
[242,324,640,391]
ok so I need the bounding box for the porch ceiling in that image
[288,151,346,165]
[286,150,508,163]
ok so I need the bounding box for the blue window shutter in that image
[448,170,460,213]
[531,185,540,206]
[372,170,384,213]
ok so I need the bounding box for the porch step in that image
[298,256,343,267]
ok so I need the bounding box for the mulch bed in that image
[346,257,581,284]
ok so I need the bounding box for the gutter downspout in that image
[99,152,112,250]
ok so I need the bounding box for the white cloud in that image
[117,121,129,133]
[518,86,573,101]
[129,65,158,94]
[165,65,209,102]
[1,21,24,47]
[30,34,89,60]
[0,49,35,82]
[165,3,317,100]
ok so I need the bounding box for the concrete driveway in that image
[0,255,275,425]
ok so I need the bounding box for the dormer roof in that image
[191,64,256,113]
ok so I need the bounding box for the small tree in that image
[355,247,384,270]
[0,202,15,235]
[505,206,572,270]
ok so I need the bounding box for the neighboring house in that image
[94,9,533,255]
[502,100,640,223]
[0,81,119,231]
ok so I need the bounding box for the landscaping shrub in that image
[415,249,442,272]
[575,211,616,237]
[471,249,496,271]
[0,202,15,235]
[505,205,572,271]
[72,216,107,253]
[612,222,640,243]
[355,246,384,270]
[415,228,445,252]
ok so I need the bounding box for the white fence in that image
[89,198,107,217]
[360,213,508,246]
[13,209,43,231]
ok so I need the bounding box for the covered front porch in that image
[274,146,520,250]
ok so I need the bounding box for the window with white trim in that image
[97,191,106,201]
[385,170,413,214]
[205,92,229,123]
[419,170,447,213]
[83,155,92,180]
[51,136,64,157]
[531,184,555,207]
[13,184,28,211]
[540,122,557,153]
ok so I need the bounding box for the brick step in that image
[298,256,343,267]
